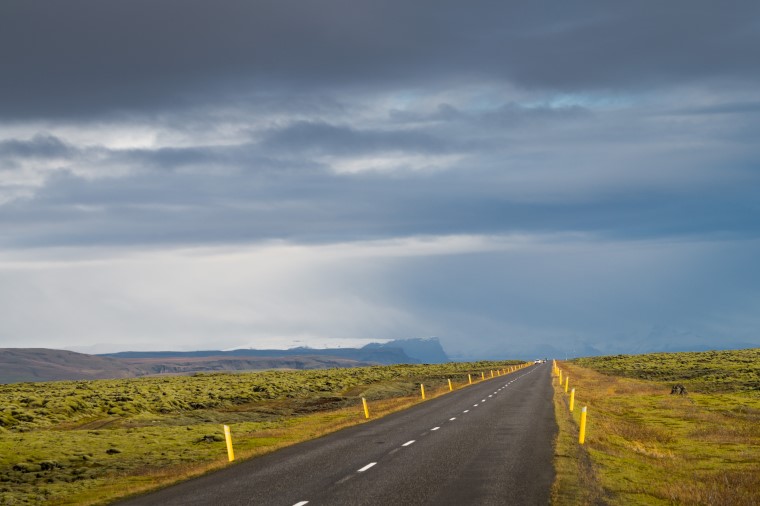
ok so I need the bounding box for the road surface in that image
[116,362,556,505]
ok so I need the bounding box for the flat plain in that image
[0,360,520,505]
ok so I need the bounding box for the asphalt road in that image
[116,362,556,506]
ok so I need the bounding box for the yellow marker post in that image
[468,373,472,384]
[565,376,569,393]
[223,424,235,462]
[481,372,485,380]
[490,370,494,378]
[420,383,426,400]
[569,388,575,412]
[579,406,587,444]
[559,370,562,385]
[448,378,453,391]
[362,397,370,419]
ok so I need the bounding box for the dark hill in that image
[363,337,449,363]
[0,348,139,383]
[0,338,450,384]
[101,337,449,364]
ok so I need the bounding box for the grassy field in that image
[552,348,760,505]
[0,360,521,505]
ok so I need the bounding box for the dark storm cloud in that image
[2,1,759,119]
[2,152,758,250]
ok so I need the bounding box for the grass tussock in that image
[0,360,523,505]
[554,350,760,506]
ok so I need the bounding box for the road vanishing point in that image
[116,362,556,506]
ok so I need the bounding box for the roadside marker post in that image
[223,425,235,462]
[481,372,485,380]
[362,397,370,419]
[420,383,426,400]
[579,407,587,444]
[491,370,494,378]
[468,373,472,384]
[565,376,569,393]
[448,378,453,391]
[569,388,575,412]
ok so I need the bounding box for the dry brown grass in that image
[660,469,760,506]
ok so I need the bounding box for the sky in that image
[1,1,759,359]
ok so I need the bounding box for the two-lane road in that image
[117,363,556,505]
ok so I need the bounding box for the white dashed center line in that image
[402,440,415,447]
[449,417,456,421]
[431,426,440,431]
[474,404,479,407]
[358,462,377,473]
[293,502,309,506]
[463,409,469,413]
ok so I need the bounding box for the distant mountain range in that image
[0,338,450,384]
[101,337,449,364]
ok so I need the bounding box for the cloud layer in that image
[1,1,759,356]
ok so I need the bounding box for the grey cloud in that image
[387,102,591,127]
[2,86,759,248]
[113,146,230,172]
[2,154,758,250]
[666,101,760,116]
[2,1,759,119]
[2,1,759,355]
[261,121,455,155]
[0,134,74,159]
[388,104,466,124]
[481,103,592,128]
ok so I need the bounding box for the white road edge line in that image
[402,440,415,447]
[358,462,377,473]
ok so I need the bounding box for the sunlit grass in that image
[553,350,760,505]
[0,360,521,505]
